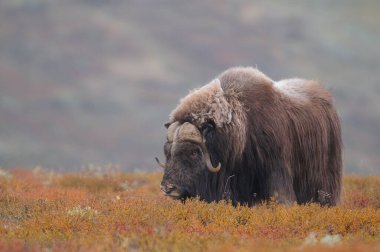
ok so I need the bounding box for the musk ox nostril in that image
[166,184,175,190]
[160,184,176,194]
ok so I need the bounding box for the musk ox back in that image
[158,67,342,206]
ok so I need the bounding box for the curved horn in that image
[155,157,166,169]
[201,144,221,173]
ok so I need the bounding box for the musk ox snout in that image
[160,183,181,198]
[160,157,198,200]
[160,141,206,199]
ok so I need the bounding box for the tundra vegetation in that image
[0,167,379,251]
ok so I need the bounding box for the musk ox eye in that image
[189,149,200,159]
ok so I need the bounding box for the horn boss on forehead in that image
[174,122,202,144]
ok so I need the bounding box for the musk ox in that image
[157,67,342,206]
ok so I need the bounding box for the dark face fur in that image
[161,141,205,199]
[159,122,221,200]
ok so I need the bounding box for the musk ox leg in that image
[266,168,296,205]
[269,188,296,205]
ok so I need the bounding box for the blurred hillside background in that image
[0,0,379,174]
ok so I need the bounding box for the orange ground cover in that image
[0,168,379,251]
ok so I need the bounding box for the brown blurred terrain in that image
[0,0,379,173]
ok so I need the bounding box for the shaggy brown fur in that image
[161,67,342,206]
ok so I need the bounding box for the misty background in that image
[0,0,379,174]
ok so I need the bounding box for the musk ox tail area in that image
[160,67,342,206]
[273,78,342,206]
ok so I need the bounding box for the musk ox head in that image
[157,77,248,201]
[157,121,221,200]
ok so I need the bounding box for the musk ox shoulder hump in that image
[218,66,273,91]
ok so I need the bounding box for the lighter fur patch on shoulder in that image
[169,79,232,128]
[273,78,309,102]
